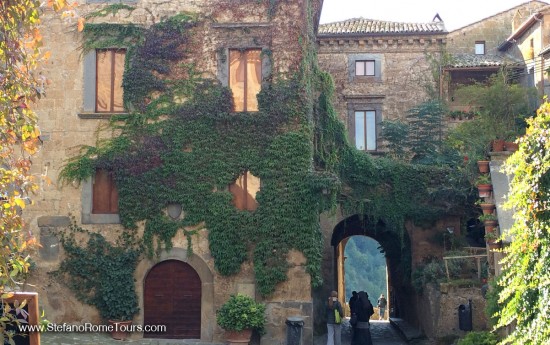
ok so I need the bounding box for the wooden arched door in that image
[144,260,202,339]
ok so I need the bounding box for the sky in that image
[320,0,549,31]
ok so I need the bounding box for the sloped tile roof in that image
[447,54,523,68]
[318,18,446,36]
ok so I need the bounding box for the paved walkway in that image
[41,319,425,345]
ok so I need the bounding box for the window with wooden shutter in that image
[229,171,260,211]
[92,169,118,214]
[229,49,262,112]
[96,49,125,113]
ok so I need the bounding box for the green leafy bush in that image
[216,294,266,333]
[457,331,498,345]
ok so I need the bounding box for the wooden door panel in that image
[144,260,201,339]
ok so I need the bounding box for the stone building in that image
[499,4,550,99]
[317,17,447,153]
[444,0,547,110]
[27,1,323,344]
[22,1,550,344]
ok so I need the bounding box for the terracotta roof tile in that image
[447,54,523,68]
[318,18,446,36]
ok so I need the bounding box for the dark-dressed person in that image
[349,291,358,315]
[351,291,374,345]
[326,290,344,345]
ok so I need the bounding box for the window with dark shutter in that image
[92,169,118,214]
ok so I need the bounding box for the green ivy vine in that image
[58,3,469,296]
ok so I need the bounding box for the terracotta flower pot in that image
[477,160,490,173]
[484,223,497,234]
[225,329,253,345]
[486,240,501,251]
[109,320,133,340]
[480,203,495,215]
[477,184,492,198]
[505,141,519,152]
[483,219,498,227]
[492,139,505,152]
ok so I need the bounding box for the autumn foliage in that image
[0,0,78,293]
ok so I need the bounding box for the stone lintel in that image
[211,22,272,29]
[343,94,386,100]
[37,216,70,227]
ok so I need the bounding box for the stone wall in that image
[446,2,547,55]
[318,35,445,130]
[416,284,488,339]
[25,1,319,344]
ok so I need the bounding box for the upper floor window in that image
[96,49,125,113]
[348,54,382,82]
[355,60,375,76]
[354,110,377,151]
[82,48,126,114]
[92,169,119,214]
[475,41,485,55]
[229,49,262,112]
[229,171,260,211]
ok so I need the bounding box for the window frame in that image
[475,41,485,55]
[81,168,120,224]
[355,60,376,76]
[217,47,271,111]
[228,49,262,112]
[82,48,127,116]
[348,54,383,82]
[347,102,383,152]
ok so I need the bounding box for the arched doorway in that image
[343,235,388,319]
[331,214,412,320]
[144,260,202,339]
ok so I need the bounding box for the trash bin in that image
[458,300,473,331]
[286,316,304,345]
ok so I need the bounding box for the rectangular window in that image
[229,49,262,112]
[92,169,118,214]
[475,41,485,55]
[354,111,377,151]
[355,60,375,76]
[96,49,125,113]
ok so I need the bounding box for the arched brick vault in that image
[330,214,413,320]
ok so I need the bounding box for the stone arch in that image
[134,248,214,341]
[326,214,413,322]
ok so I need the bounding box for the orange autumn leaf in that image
[43,51,51,60]
[32,28,42,42]
[77,17,85,32]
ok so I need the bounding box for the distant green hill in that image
[344,236,387,305]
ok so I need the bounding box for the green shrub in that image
[216,294,266,334]
[457,331,498,345]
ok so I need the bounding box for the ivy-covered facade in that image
[28,0,471,344]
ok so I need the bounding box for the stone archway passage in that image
[144,260,202,339]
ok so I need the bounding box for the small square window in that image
[475,42,485,55]
[355,60,375,76]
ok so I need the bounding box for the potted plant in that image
[475,199,496,215]
[217,294,266,345]
[476,174,492,198]
[484,231,500,251]
[479,214,498,227]
[477,160,490,173]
